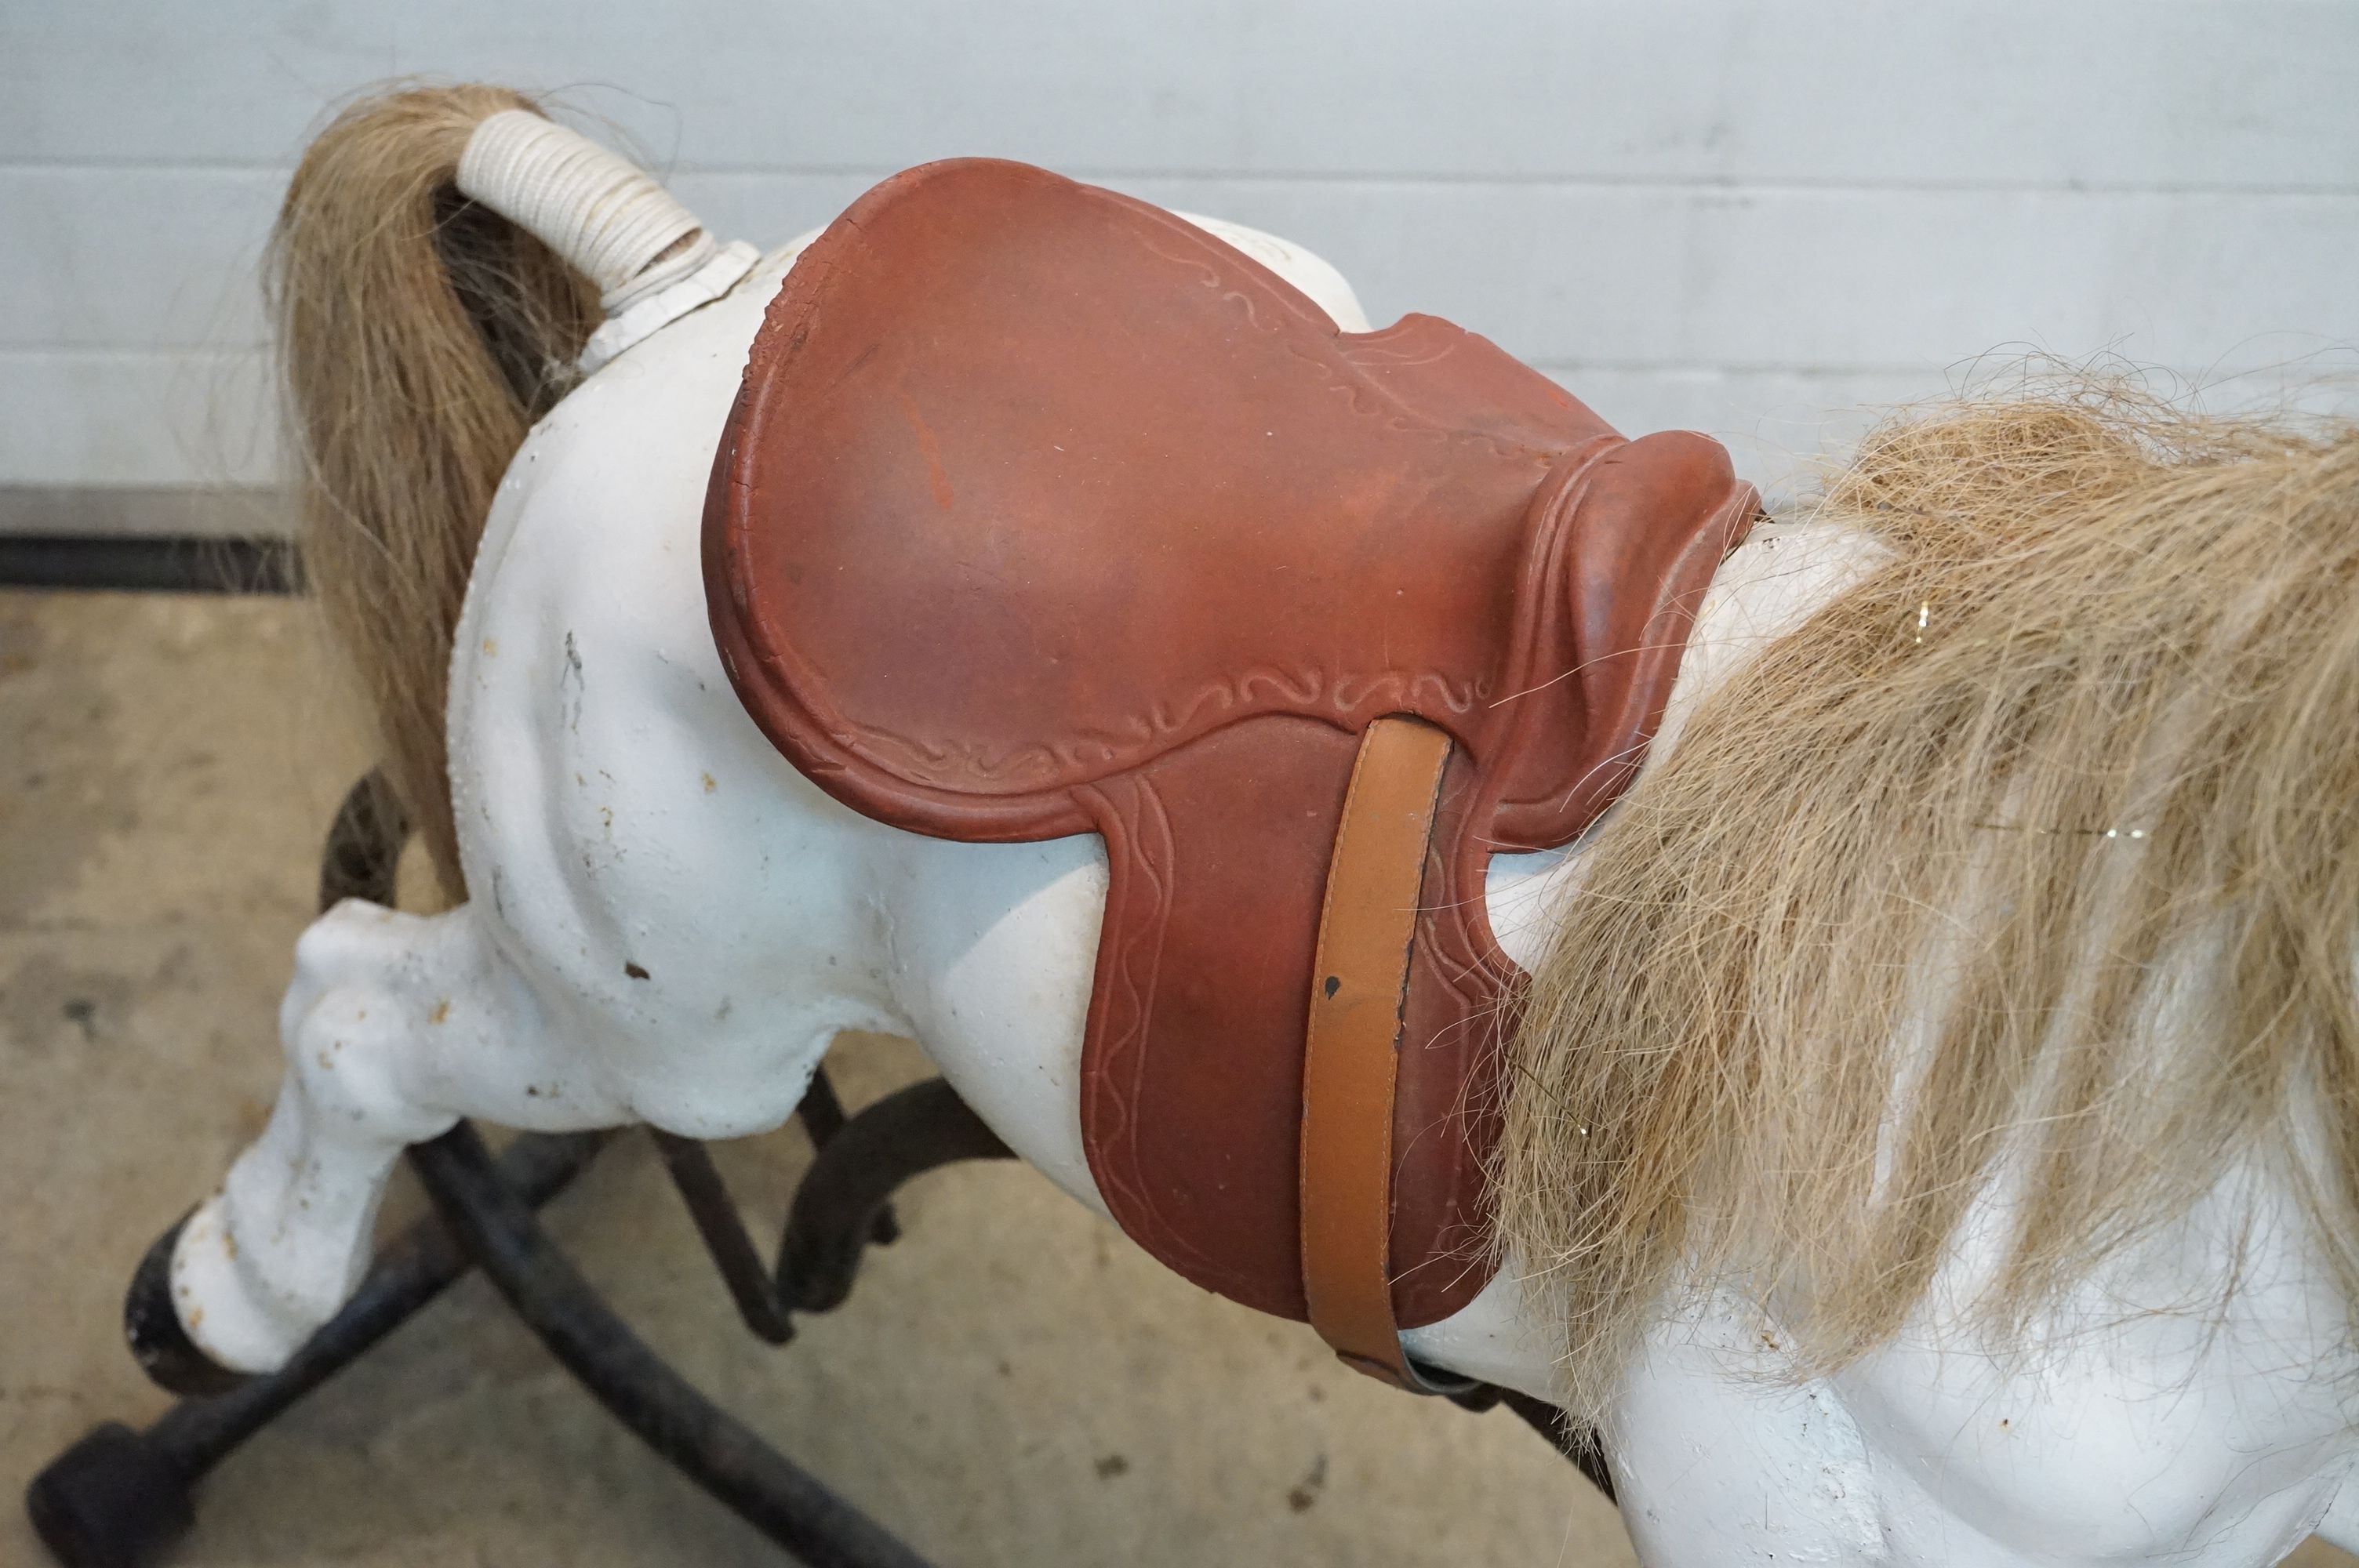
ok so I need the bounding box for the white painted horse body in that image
[167,169,2359,1563]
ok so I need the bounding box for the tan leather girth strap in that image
[1299,716,1453,1388]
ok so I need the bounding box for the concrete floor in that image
[0,585,1634,1565]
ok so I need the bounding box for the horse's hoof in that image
[25,1421,196,1568]
[123,1214,248,1398]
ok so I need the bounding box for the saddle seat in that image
[706,159,1755,1344]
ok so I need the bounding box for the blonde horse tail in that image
[271,83,723,896]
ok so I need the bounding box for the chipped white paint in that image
[166,191,2359,1564]
[578,238,762,373]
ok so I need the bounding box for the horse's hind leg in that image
[165,897,627,1374]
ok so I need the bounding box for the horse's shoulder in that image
[1827,1172,2359,1561]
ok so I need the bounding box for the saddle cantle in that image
[706,159,1754,1370]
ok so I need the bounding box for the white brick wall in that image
[4,1,2355,502]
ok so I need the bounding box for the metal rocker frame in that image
[15,536,1610,1568]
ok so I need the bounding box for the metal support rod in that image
[778,1078,1012,1315]
[789,1068,899,1244]
[406,1121,936,1568]
[648,1063,918,1346]
[650,1131,798,1344]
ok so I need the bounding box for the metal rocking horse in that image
[34,82,2359,1564]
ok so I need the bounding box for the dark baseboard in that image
[0,488,300,593]
[0,534,302,594]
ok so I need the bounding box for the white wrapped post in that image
[456,109,758,372]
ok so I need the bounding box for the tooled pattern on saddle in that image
[704,158,1756,1326]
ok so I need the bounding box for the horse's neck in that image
[1483,515,1881,971]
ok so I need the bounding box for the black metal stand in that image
[25,723,1615,1563]
[29,1130,604,1568]
[409,1123,932,1568]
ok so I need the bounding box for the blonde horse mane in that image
[1498,383,2359,1419]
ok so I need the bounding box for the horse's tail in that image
[271,83,722,895]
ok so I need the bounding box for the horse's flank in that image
[1499,388,2359,1421]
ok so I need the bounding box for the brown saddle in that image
[706,159,1754,1385]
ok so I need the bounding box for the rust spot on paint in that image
[624,961,651,981]
[428,1000,451,1025]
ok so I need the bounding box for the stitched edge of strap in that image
[1299,716,1453,1388]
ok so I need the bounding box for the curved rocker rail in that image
[777,1078,1014,1313]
